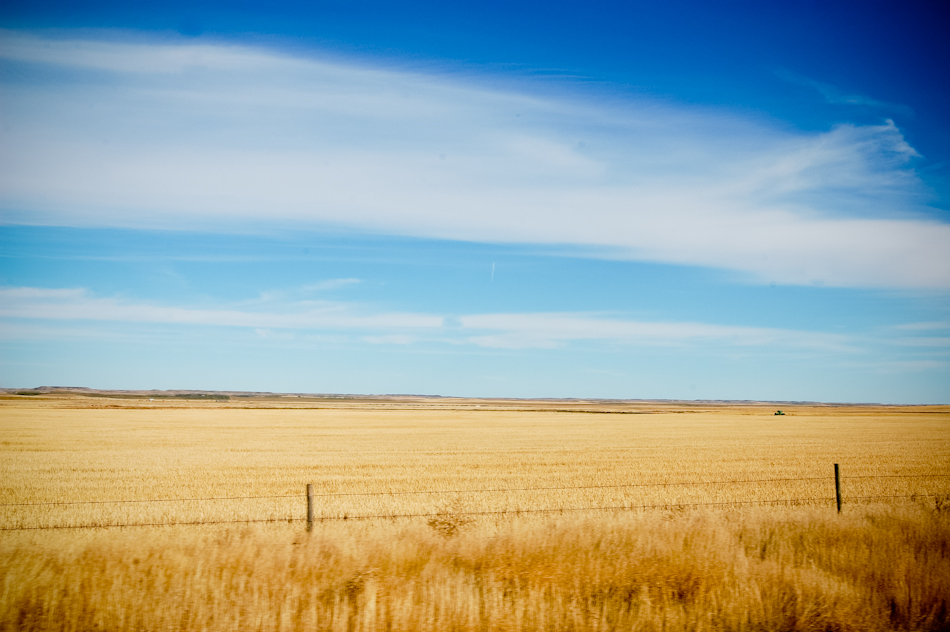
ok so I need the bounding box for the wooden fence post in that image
[834,464,842,513]
[307,483,314,531]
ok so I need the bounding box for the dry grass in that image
[3,508,950,631]
[1,395,949,630]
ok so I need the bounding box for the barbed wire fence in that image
[2,466,948,532]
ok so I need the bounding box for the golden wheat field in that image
[1,393,949,631]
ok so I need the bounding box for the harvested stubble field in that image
[1,394,949,631]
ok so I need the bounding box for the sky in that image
[1,0,948,402]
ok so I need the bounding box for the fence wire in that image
[1,472,947,531]
[0,497,838,531]
[0,475,887,507]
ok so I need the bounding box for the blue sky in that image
[1,1,948,402]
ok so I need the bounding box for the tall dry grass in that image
[2,506,949,631]
[1,396,949,630]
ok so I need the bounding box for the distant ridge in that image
[0,386,901,407]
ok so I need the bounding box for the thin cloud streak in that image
[0,287,440,330]
[894,321,950,331]
[0,286,851,352]
[460,312,851,351]
[774,69,914,115]
[1,31,948,288]
[893,337,950,348]
[302,278,361,292]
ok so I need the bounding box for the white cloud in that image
[256,279,361,303]
[886,360,947,371]
[362,334,416,345]
[841,359,948,373]
[893,337,950,348]
[1,30,948,288]
[302,278,361,292]
[0,287,86,300]
[459,312,850,350]
[894,321,950,331]
[0,321,137,342]
[0,287,440,330]
[254,328,295,340]
[0,285,850,352]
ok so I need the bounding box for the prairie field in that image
[1,394,949,631]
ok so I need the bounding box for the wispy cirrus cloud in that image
[302,278,361,292]
[0,285,851,353]
[459,312,851,351]
[0,287,439,330]
[256,278,361,303]
[889,322,950,351]
[1,31,948,288]
[774,69,913,114]
[839,359,948,374]
[894,321,950,331]
[892,337,950,348]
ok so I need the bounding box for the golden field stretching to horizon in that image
[1,393,949,630]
